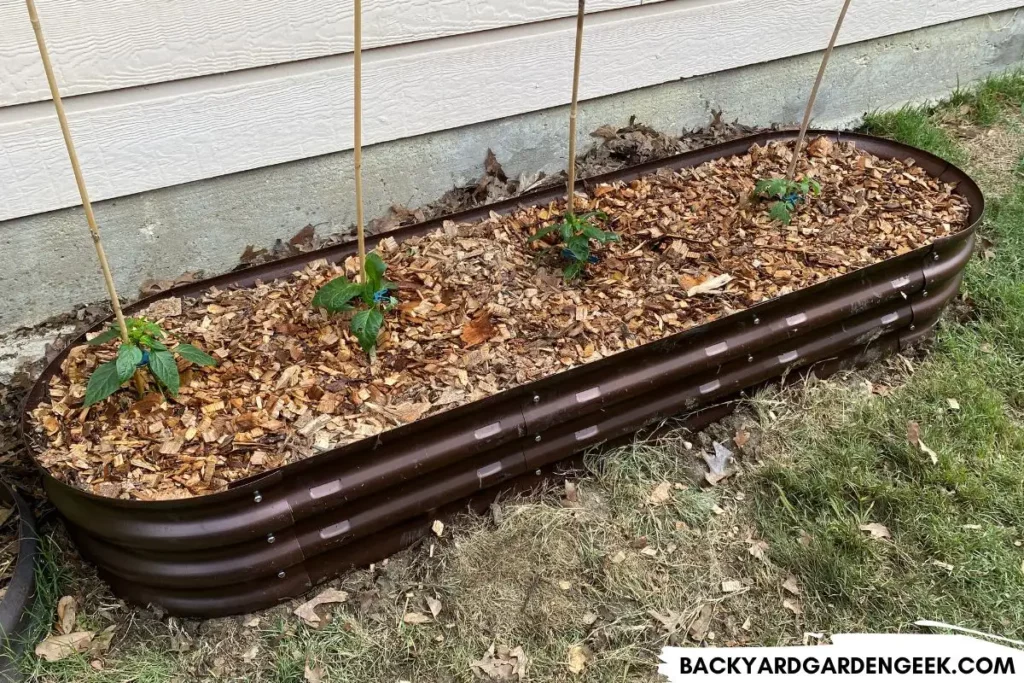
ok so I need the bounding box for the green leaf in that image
[565,235,591,263]
[148,349,180,396]
[87,326,121,346]
[559,221,575,242]
[115,343,143,383]
[756,178,789,199]
[563,260,586,281]
[581,224,619,243]
[84,360,126,407]
[808,178,822,195]
[769,202,793,225]
[175,343,218,367]
[527,224,558,242]
[350,307,384,354]
[129,318,165,339]
[365,252,387,294]
[578,211,608,221]
[312,276,363,312]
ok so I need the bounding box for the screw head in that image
[534,434,542,442]
[933,253,940,261]
[533,394,540,404]
[267,533,276,544]
[277,571,286,579]
[922,290,929,297]
[535,469,542,476]
[910,324,917,331]
[753,317,760,325]
[747,355,754,363]
[253,491,262,503]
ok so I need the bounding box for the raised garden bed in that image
[22,131,982,617]
[0,482,39,673]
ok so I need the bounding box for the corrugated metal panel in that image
[21,131,983,616]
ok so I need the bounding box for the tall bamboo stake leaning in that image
[786,0,853,180]
[26,0,145,397]
[566,0,586,213]
[353,0,367,282]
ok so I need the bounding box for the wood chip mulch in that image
[29,139,970,500]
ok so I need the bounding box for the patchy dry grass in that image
[19,70,1024,682]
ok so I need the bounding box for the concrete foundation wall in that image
[2,9,1022,335]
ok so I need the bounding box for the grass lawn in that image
[18,71,1024,682]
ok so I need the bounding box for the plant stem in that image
[566,0,585,214]
[786,0,853,181]
[26,0,145,398]
[353,0,367,283]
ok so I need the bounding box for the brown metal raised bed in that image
[21,130,982,617]
[0,481,39,678]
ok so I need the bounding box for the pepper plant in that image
[312,252,398,354]
[528,211,618,280]
[754,177,822,225]
[84,317,217,406]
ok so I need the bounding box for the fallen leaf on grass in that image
[688,604,714,641]
[432,520,445,537]
[704,442,734,486]
[783,598,804,616]
[56,596,77,635]
[242,645,259,662]
[403,612,432,625]
[564,480,578,503]
[782,575,801,595]
[471,644,528,681]
[0,506,12,526]
[907,421,939,464]
[304,661,323,683]
[648,481,673,506]
[859,523,891,540]
[747,539,769,561]
[567,644,591,674]
[932,560,955,572]
[35,631,94,662]
[733,430,750,448]
[293,588,349,627]
[650,609,688,636]
[721,580,745,593]
[947,398,961,411]
[89,626,115,656]
[426,595,443,618]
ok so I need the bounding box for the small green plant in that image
[84,317,217,407]
[312,252,398,354]
[754,177,822,225]
[528,211,619,280]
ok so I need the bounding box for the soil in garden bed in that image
[29,138,970,501]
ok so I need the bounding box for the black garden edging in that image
[0,482,39,677]
[21,131,983,617]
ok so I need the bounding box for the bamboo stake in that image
[566,0,586,214]
[786,0,853,180]
[26,0,145,397]
[353,0,367,283]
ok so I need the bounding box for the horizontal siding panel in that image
[0,0,646,106]
[1,0,1019,221]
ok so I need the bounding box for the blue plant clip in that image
[561,248,600,264]
[783,192,802,208]
[137,350,150,367]
[372,288,390,304]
